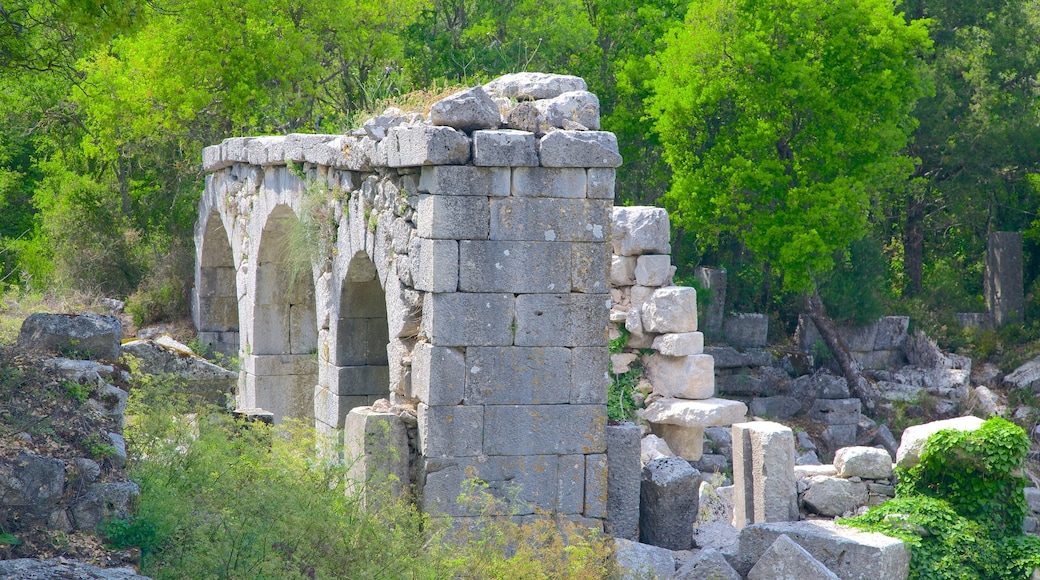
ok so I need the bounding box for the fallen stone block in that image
[642,287,698,334]
[19,313,122,360]
[611,206,670,256]
[895,415,985,469]
[732,421,798,529]
[639,457,700,550]
[748,533,839,580]
[676,546,741,580]
[639,397,747,428]
[723,313,768,348]
[750,396,802,420]
[833,446,893,479]
[613,538,676,580]
[531,90,601,130]
[802,476,868,517]
[809,398,862,425]
[429,86,500,131]
[484,72,587,100]
[640,433,675,464]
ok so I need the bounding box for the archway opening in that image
[195,210,239,358]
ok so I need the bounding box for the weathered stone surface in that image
[716,367,789,398]
[412,343,465,406]
[472,130,538,166]
[1005,356,1040,392]
[724,313,768,348]
[676,547,741,580]
[610,255,637,286]
[750,396,802,420]
[612,206,670,256]
[71,482,140,530]
[640,457,700,550]
[986,231,1024,326]
[464,346,570,404]
[706,346,776,369]
[639,397,746,428]
[731,520,909,580]
[0,451,65,521]
[19,313,122,360]
[694,267,727,337]
[795,464,838,479]
[386,125,471,167]
[570,346,610,404]
[531,91,601,130]
[514,293,610,347]
[417,403,482,458]
[874,316,910,350]
[429,86,500,131]
[613,538,676,580]
[802,476,868,517]
[585,453,608,518]
[896,415,985,469]
[640,433,675,464]
[644,354,715,399]
[810,399,862,425]
[512,166,586,197]
[748,534,840,580]
[833,446,893,479]
[821,425,858,451]
[651,423,705,461]
[484,404,606,455]
[539,130,621,167]
[490,197,610,243]
[417,194,490,240]
[484,72,588,100]
[642,287,698,334]
[607,423,641,540]
[571,242,611,294]
[652,332,703,356]
[418,165,509,196]
[458,240,569,293]
[587,168,615,199]
[732,422,798,529]
[0,559,152,580]
[634,254,673,287]
[422,454,575,516]
[421,293,514,347]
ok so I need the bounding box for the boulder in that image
[429,86,500,131]
[676,547,741,580]
[833,446,893,479]
[802,476,868,517]
[0,451,66,521]
[121,337,237,405]
[895,415,985,469]
[748,534,839,580]
[531,90,600,130]
[18,313,122,360]
[484,72,587,101]
[613,538,675,580]
[1005,356,1040,392]
[0,559,152,580]
[640,457,700,550]
[71,481,140,530]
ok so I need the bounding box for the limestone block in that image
[1004,356,1040,392]
[514,293,610,347]
[418,165,510,196]
[464,346,570,404]
[750,396,802,420]
[810,399,861,425]
[489,197,610,242]
[19,313,122,360]
[642,286,698,334]
[202,145,227,171]
[640,434,675,464]
[421,292,515,347]
[723,313,768,348]
[429,86,500,131]
[313,386,372,429]
[732,421,798,529]
[458,240,569,293]
[644,354,714,399]
[675,547,742,580]
[242,353,316,376]
[874,316,910,350]
[390,217,413,254]
[329,365,389,396]
[549,454,584,514]
[821,425,858,450]
[895,415,985,469]
[585,454,608,519]
[640,397,747,429]
[472,130,538,166]
[417,194,490,240]
[531,91,600,130]
[652,332,704,356]
[283,133,338,164]
[412,343,465,406]
[986,231,1024,326]
[344,407,410,506]
[385,125,471,167]
[606,423,641,540]
[484,72,587,100]
[512,166,586,198]
[694,266,727,337]
[748,534,839,580]
[571,242,610,294]
[610,256,637,286]
[384,275,422,338]
[421,455,571,516]
[629,284,655,310]
[243,136,285,166]
[571,346,610,404]
[538,130,622,168]
[613,538,675,580]
[795,464,839,479]
[483,404,606,455]
[650,423,705,461]
[587,168,615,199]
[612,206,670,256]
[413,239,459,293]
[731,520,909,580]
[803,476,868,517]
[639,457,700,550]
[251,372,316,423]
[833,447,893,479]
[70,482,139,531]
[288,304,318,354]
[634,254,673,287]
[706,346,775,369]
[418,403,483,457]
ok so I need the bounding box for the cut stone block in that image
[421,454,573,516]
[644,354,715,399]
[417,194,490,240]
[539,130,622,168]
[822,425,858,451]
[570,346,610,404]
[512,166,586,197]
[386,125,471,167]
[695,266,727,337]
[514,293,610,347]
[809,399,862,425]
[748,534,839,580]
[429,86,500,131]
[587,168,615,199]
[418,165,509,196]
[611,206,670,256]
[649,423,704,461]
[412,343,465,406]
[414,238,459,293]
[570,242,611,294]
[421,292,515,347]
[639,397,747,428]
[585,454,608,519]
[606,422,641,540]
[895,415,985,469]
[642,287,698,333]
[464,346,570,404]
[458,240,570,293]
[489,197,611,243]
[634,254,673,286]
[802,476,868,517]
[613,538,675,580]
[344,407,410,507]
[639,457,700,550]
[19,313,122,360]
[833,446,893,479]
[531,90,601,130]
[723,313,768,348]
[750,396,802,420]
[610,255,637,286]
[986,231,1024,326]
[472,130,538,166]
[417,403,483,457]
[483,404,606,455]
[732,421,798,530]
[652,332,704,356]
[676,547,741,580]
[484,72,587,100]
[731,520,909,580]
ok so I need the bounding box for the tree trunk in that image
[904,197,924,297]
[805,289,881,415]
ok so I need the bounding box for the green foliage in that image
[648,0,932,292]
[62,381,91,404]
[844,418,1040,579]
[607,324,644,421]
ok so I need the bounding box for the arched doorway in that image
[194,210,239,358]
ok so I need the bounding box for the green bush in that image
[844,418,1040,579]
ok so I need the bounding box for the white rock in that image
[429,86,500,131]
[530,90,600,130]
[640,434,675,464]
[802,476,868,517]
[833,446,894,479]
[644,354,714,399]
[484,72,588,100]
[652,332,704,356]
[895,415,986,469]
[642,286,698,334]
[612,206,671,256]
[639,397,747,428]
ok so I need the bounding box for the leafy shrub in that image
[844,418,1040,579]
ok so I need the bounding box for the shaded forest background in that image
[3,0,1040,339]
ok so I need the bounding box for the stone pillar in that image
[607,422,641,540]
[695,266,727,340]
[343,407,410,509]
[985,231,1024,327]
[732,421,798,530]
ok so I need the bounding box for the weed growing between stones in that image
[843,418,1040,579]
[608,325,647,422]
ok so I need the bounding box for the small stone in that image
[833,446,893,479]
[429,86,500,131]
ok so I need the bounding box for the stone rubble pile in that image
[796,446,895,518]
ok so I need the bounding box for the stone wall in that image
[193,73,619,523]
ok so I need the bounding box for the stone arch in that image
[193,208,239,357]
[243,204,318,422]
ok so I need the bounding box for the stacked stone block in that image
[195,72,620,524]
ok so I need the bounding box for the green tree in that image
[649,0,932,411]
